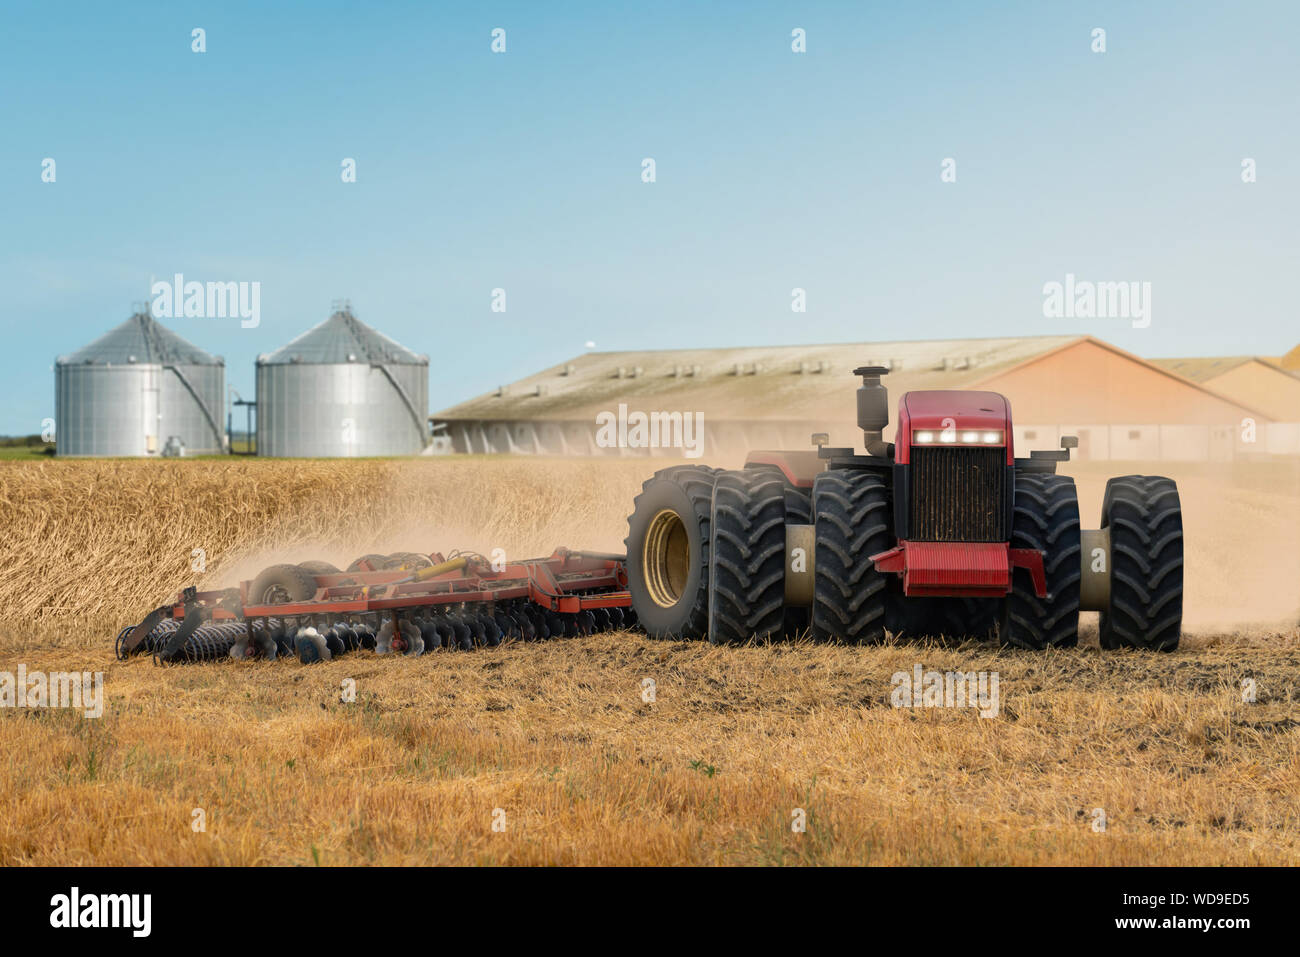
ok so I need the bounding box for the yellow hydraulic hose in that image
[414,556,469,581]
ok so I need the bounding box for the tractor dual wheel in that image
[707,470,789,644]
[1098,475,1183,652]
[739,465,814,638]
[811,469,892,644]
[626,465,720,638]
[1001,472,1081,650]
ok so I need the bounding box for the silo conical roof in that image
[57,312,223,366]
[259,308,426,365]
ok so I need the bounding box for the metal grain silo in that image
[256,305,429,457]
[55,311,226,456]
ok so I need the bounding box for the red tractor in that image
[626,366,1184,651]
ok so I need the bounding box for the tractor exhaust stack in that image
[854,365,891,457]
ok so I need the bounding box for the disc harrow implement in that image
[117,549,634,665]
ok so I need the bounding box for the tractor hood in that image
[896,390,1013,464]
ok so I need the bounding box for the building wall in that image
[56,364,162,456]
[1198,362,1300,423]
[982,339,1260,426]
[258,362,428,457]
[159,364,225,454]
[1018,423,1245,462]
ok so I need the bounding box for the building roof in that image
[1281,343,1300,371]
[1149,356,1262,383]
[434,335,1085,422]
[57,312,223,366]
[258,307,427,366]
[1149,353,1300,422]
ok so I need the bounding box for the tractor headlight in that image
[911,429,1004,446]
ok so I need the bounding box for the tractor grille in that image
[909,446,1006,541]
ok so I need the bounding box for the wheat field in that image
[0,455,1296,865]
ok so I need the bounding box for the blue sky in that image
[2,0,1296,434]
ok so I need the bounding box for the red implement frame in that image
[154,549,631,624]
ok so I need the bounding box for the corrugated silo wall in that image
[159,364,225,454]
[257,362,428,457]
[56,364,162,456]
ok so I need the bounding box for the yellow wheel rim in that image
[643,508,691,608]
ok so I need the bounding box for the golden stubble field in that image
[0,455,1297,865]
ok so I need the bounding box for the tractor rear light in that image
[911,429,1004,446]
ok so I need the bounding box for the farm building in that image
[1281,343,1300,372]
[430,335,1298,461]
[55,310,225,457]
[1153,356,1300,456]
[256,305,429,457]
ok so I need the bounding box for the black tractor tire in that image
[784,486,812,524]
[1098,475,1183,652]
[626,465,720,638]
[1000,472,1081,650]
[248,563,319,606]
[736,467,813,638]
[298,560,340,575]
[811,469,892,644]
[707,470,789,644]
